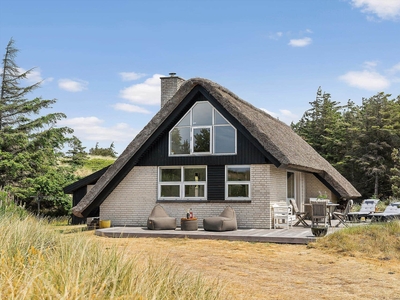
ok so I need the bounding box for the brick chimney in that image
[160,73,185,108]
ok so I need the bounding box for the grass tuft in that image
[308,221,400,260]
[0,213,224,299]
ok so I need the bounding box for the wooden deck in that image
[95,224,342,245]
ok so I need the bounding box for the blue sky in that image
[1,0,399,155]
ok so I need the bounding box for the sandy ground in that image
[90,234,400,300]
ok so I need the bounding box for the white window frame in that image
[192,126,212,154]
[225,165,251,200]
[169,101,237,156]
[158,166,207,200]
[286,171,296,200]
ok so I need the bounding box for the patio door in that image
[287,171,305,209]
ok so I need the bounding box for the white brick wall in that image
[305,173,337,202]
[100,164,334,229]
[100,166,158,227]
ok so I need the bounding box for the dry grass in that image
[91,224,400,300]
[3,204,399,299]
[0,213,224,299]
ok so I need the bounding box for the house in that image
[64,167,109,224]
[70,74,361,229]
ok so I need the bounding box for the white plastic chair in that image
[272,203,296,229]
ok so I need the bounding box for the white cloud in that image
[339,70,390,90]
[59,116,139,143]
[119,72,146,81]
[261,108,298,125]
[58,78,88,92]
[363,61,379,69]
[119,74,165,105]
[113,103,151,114]
[388,62,400,74]
[268,31,283,40]
[288,37,312,47]
[350,0,400,21]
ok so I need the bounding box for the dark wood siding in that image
[137,130,267,166]
[207,165,225,200]
[83,86,276,215]
[72,186,88,224]
[72,186,99,224]
[137,89,269,166]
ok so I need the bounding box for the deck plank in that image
[94,225,342,244]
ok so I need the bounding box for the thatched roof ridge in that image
[72,78,360,217]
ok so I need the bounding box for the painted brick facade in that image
[305,173,337,201]
[100,166,158,227]
[100,164,332,229]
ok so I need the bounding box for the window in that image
[169,102,236,156]
[159,166,207,200]
[226,166,251,199]
[287,171,295,199]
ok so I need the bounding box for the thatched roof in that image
[72,78,360,217]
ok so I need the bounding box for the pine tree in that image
[65,135,88,167]
[0,38,74,214]
[391,148,400,198]
[352,93,400,197]
[292,87,346,166]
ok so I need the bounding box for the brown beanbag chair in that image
[147,205,177,230]
[203,207,237,231]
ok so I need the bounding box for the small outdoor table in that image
[305,203,339,226]
[180,218,198,231]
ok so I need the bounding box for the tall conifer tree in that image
[0,38,74,214]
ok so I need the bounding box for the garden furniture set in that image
[147,205,238,232]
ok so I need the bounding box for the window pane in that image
[160,168,181,181]
[184,168,206,181]
[193,128,210,152]
[161,185,180,197]
[214,110,228,125]
[185,185,205,197]
[227,167,250,181]
[170,127,190,154]
[192,102,212,126]
[287,172,295,199]
[176,113,190,127]
[214,126,235,153]
[228,184,249,197]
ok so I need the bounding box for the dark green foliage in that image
[293,88,400,199]
[88,142,118,158]
[0,38,79,216]
[65,135,88,167]
[391,148,400,198]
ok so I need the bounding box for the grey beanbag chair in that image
[147,205,177,230]
[203,207,237,231]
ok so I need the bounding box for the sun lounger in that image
[371,204,400,222]
[347,199,379,222]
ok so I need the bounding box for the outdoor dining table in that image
[305,203,339,226]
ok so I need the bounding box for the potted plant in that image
[311,225,328,237]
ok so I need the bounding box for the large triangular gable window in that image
[169,101,236,156]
